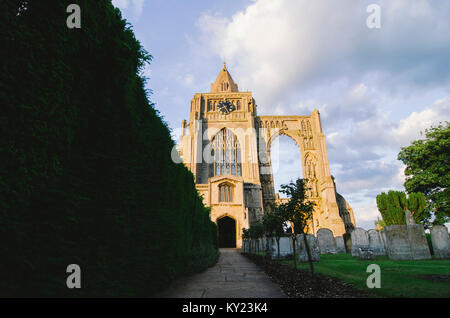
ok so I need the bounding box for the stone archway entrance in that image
[217,216,236,248]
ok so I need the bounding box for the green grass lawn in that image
[281,254,450,298]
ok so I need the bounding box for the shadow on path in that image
[157,248,287,298]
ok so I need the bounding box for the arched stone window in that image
[221,82,229,91]
[219,183,234,202]
[237,100,240,110]
[211,128,242,176]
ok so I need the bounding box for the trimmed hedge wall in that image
[0,1,218,296]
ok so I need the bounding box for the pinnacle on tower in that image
[210,64,239,93]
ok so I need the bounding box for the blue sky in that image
[112,0,450,230]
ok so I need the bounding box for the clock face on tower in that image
[217,100,235,114]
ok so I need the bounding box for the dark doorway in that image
[218,216,236,248]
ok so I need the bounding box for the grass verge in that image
[281,253,450,298]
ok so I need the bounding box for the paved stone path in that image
[158,248,286,298]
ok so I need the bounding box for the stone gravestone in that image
[266,237,276,258]
[335,236,346,253]
[259,237,265,252]
[384,225,411,260]
[267,236,293,259]
[430,225,450,259]
[380,231,389,255]
[281,237,293,258]
[384,224,431,260]
[295,234,320,262]
[368,229,386,256]
[407,224,431,260]
[242,239,248,253]
[351,228,369,257]
[317,228,337,254]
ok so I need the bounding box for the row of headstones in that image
[242,235,321,262]
[350,224,450,260]
[241,224,449,261]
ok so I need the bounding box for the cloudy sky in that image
[112,0,450,230]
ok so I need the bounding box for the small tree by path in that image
[250,220,264,255]
[279,179,315,274]
[262,207,286,260]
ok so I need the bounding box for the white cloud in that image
[177,74,195,86]
[112,0,130,10]
[112,0,145,17]
[197,0,450,109]
[392,97,450,146]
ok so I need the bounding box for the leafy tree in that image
[279,179,315,273]
[398,122,449,225]
[376,190,427,226]
[262,207,285,260]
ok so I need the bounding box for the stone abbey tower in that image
[178,64,355,248]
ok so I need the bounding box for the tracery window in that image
[211,128,242,176]
[219,183,233,202]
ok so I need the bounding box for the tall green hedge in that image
[0,0,218,297]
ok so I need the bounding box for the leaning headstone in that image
[335,236,346,253]
[384,224,431,260]
[358,248,375,260]
[430,225,450,259]
[317,228,337,254]
[384,225,411,260]
[351,228,369,257]
[368,229,386,256]
[407,224,431,260]
[296,234,320,262]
